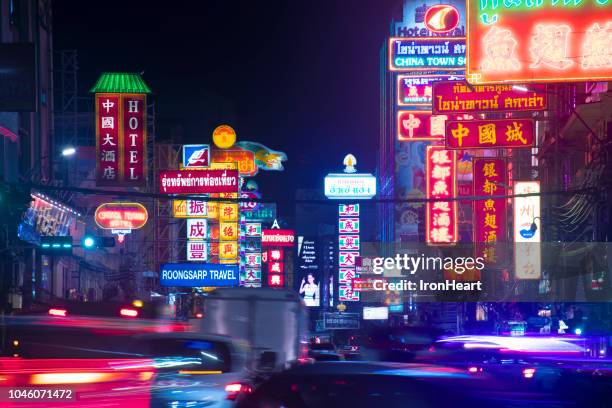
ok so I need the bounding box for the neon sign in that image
[95,202,148,230]
[397,74,463,107]
[514,181,541,280]
[467,0,612,83]
[445,119,534,149]
[398,110,472,142]
[389,37,466,71]
[425,4,460,33]
[425,146,458,245]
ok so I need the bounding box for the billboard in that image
[363,307,389,320]
[514,181,541,280]
[397,111,450,141]
[473,158,507,265]
[182,144,210,168]
[466,1,612,83]
[425,146,458,245]
[159,169,239,194]
[297,239,320,307]
[159,263,239,287]
[446,119,535,150]
[187,241,208,261]
[397,74,464,107]
[388,37,466,71]
[94,202,148,230]
[172,199,208,218]
[186,219,208,240]
[432,81,547,114]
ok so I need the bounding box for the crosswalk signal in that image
[40,236,73,255]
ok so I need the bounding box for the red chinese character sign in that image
[473,158,507,266]
[95,94,147,186]
[397,74,463,107]
[426,146,458,245]
[446,119,534,150]
[397,111,445,141]
[432,81,547,114]
[466,1,612,83]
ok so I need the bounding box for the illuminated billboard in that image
[466,0,612,83]
[182,144,210,168]
[95,202,148,230]
[324,174,376,199]
[159,170,239,194]
[211,149,257,176]
[389,37,466,71]
[397,74,463,107]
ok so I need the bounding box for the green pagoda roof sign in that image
[90,72,151,94]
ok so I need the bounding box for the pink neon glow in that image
[439,335,585,354]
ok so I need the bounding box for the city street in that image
[0,0,611,407]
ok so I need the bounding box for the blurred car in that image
[307,342,344,362]
[352,326,447,362]
[1,314,248,408]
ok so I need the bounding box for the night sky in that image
[53,0,399,203]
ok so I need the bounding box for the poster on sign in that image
[425,146,458,245]
[187,241,208,261]
[186,219,208,240]
[339,204,359,217]
[339,251,358,267]
[338,218,360,234]
[339,235,360,251]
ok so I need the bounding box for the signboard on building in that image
[94,202,148,230]
[363,306,389,320]
[243,203,277,222]
[95,93,147,186]
[211,149,257,176]
[514,181,541,280]
[182,144,210,168]
[388,37,466,71]
[446,119,535,150]
[425,146,458,245]
[186,219,208,240]
[323,312,360,329]
[432,81,547,114]
[159,169,239,194]
[397,74,463,107]
[466,1,612,83]
[324,174,376,199]
[473,158,507,266]
[172,199,208,218]
[338,218,360,234]
[245,222,262,237]
[187,241,208,261]
[339,204,359,217]
[261,229,295,247]
[394,1,466,38]
[159,263,239,287]
[397,111,447,141]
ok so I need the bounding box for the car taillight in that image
[48,308,67,317]
[522,368,536,379]
[468,366,483,373]
[195,313,203,319]
[225,382,252,400]
[120,308,139,318]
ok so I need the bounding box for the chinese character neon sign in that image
[425,146,458,245]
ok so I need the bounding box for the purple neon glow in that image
[437,335,585,354]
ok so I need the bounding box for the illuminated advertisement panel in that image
[473,158,507,266]
[95,202,148,230]
[425,146,458,245]
[514,181,541,280]
[159,170,239,194]
[432,81,547,114]
[95,94,121,186]
[389,37,467,71]
[398,111,472,142]
[466,1,612,83]
[211,149,257,176]
[121,94,146,186]
[324,174,376,199]
[397,74,463,107]
[446,119,534,150]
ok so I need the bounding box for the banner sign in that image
[473,158,507,265]
[95,202,148,230]
[339,235,360,251]
[446,119,535,150]
[160,263,239,287]
[211,149,257,176]
[261,229,295,247]
[339,251,358,267]
[397,111,447,141]
[388,37,466,71]
[122,95,146,185]
[466,1,612,83]
[182,144,210,168]
[426,146,458,245]
[338,218,360,234]
[514,181,541,280]
[323,312,359,330]
[432,81,547,114]
[96,94,121,185]
[159,170,239,194]
[397,74,463,107]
